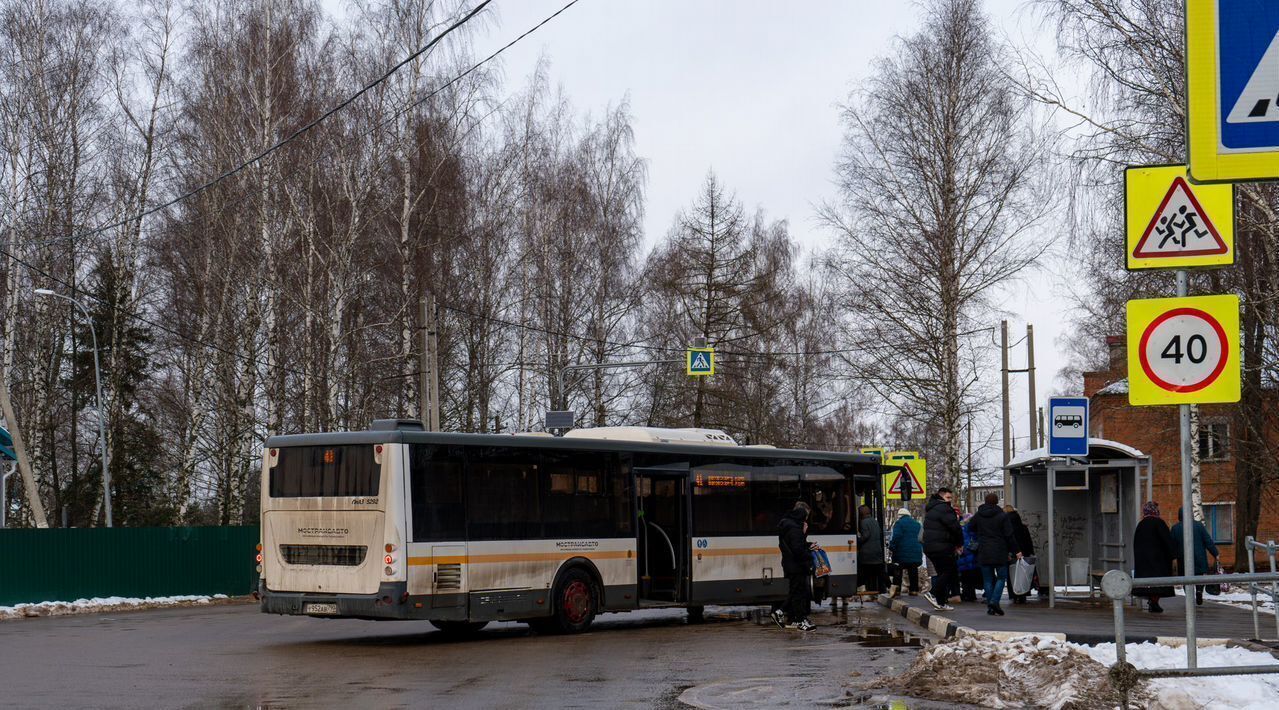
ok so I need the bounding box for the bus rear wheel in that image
[429,620,488,636]
[536,568,597,634]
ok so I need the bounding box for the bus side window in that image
[409,445,465,542]
[467,447,543,541]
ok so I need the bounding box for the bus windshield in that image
[269,445,380,498]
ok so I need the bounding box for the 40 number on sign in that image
[1126,295,1241,406]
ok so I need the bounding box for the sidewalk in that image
[880,591,1268,644]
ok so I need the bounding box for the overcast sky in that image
[485,1,1082,465]
[327,0,1087,470]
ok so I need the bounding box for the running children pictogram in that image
[1125,165,1234,270]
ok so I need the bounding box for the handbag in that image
[1206,562,1223,595]
[812,548,832,578]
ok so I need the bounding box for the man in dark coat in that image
[1134,501,1177,613]
[922,487,963,611]
[968,492,1021,615]
[773,502,816,631]
[1004,505,1035,604]
[857,505,885,593]
[1171,507,1220,606]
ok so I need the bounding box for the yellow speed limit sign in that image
[1126,294,1240,406]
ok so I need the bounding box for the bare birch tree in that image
[822,0,1052,489]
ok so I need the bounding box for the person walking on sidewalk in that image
[1171,507,1220,607]
[857,505,886,593]
[922,487,962,611]
[957,513,981,603]
[968,492,1021,616]
[1133,501,1177,613]
[1004,505,1036,604]
[888,507,922,597]
[772,502,816,631]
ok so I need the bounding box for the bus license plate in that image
[304,603,338,615]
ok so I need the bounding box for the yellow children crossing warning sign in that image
[1125,165,1234,270]
[1126,294,1241,406]
[884,456,927,501]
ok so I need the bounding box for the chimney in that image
[1105,335,1126,374]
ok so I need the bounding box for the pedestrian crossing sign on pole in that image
[1187,1,1279,182]
[1125,165,1234,270]
[686,347,715,376]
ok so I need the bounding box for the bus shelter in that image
[1003,439,1152,608]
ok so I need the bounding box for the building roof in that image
[1095,378,1129,395]
[1004,438,1148,470]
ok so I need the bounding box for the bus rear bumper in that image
[259,580,414,620]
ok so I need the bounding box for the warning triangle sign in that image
[887,462,925,496]
[1131,177,1228,259]
[1228,29,1279,124]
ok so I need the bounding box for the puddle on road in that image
[840,624,925,648]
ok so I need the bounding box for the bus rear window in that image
[270,445,380,498]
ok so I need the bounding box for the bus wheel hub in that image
[563,580,590,622]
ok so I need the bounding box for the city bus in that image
[258,419,884,634]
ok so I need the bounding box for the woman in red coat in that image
[1133,501,1177,613]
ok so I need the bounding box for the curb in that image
[877,594,1232,647]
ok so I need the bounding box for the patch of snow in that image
[868,634,1139,708]
[1075,641,1279,710]
[1096,378,1130,395]
[0,594,232,620]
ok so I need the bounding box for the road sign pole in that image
[1176,269,1198,668]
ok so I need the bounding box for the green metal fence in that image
[0,526,259,606]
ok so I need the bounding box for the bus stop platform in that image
[877,592,1268,645]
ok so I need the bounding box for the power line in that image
[42,0,493,248]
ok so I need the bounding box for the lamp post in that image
[34,288,111,527]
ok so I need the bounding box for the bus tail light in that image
[385,566,394,576]
[385,543,396,553]
[374,444,384,465]
[384,554,394,565]
[256,552,263,564]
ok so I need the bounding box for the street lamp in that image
[34,288,112,527]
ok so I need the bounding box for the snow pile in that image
[1198,589,1276,615]
[867,634,1143,709]
[1076,642,1279,710]
[0,594,230,620]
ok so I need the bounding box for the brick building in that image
[1083,336,1279,569]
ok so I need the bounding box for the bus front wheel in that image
[539,568,598,634]
[429,620,488,636]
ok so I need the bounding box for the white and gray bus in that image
[258,419,884,634]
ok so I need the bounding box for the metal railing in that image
[1100,568,1279,704]
[1245,537,1279,642]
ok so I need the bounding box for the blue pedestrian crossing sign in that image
[1187,1,1279,182]
[686,348,715,376]
[1048,397,1089,458]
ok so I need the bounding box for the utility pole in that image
[1027,324,1038,451]
[419,294,440,432]
[1001,320,1011,498]
[1038,408,1046,449]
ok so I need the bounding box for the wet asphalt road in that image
[0,600,942,709]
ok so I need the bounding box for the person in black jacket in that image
[772,502,816,631]
[1133,501,1177,613]
[921,487,963,611]
[968,493,1021,615]
[1004,505,1035,604]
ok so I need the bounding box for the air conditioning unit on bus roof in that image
[562,426,738,446]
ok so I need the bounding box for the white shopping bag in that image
[1012,556,1036,596]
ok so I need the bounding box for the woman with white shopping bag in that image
[1004,505,1036,603]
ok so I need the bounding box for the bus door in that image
[634,466,689,604]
